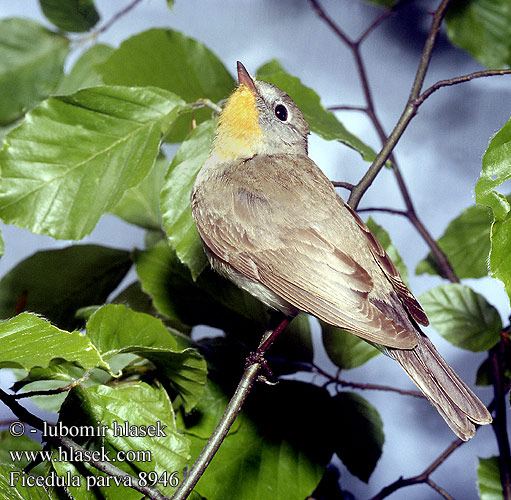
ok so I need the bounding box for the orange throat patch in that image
[212,84,264,160]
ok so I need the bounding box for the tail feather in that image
[389,335,492,441]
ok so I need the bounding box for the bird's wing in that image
[341,202,429,327]
[193,154,425,349]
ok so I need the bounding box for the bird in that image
[191,61,492,440]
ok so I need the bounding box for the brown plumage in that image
[191,62,492,440]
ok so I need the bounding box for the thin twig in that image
[185,98,223,115]
[171,317,291,500]
[336,379,424,399]
[368,438,464,500]
[310,362,424,398]
[417,69,511,105]
[358,0,413,44]
[426,478,456,500]
[12,371,92,399]
[332,181,355,190]
[327,105,367,112]
[95,0,144,35]
[309,0,353,46]
[357,206,409,216]
[0,388,169,500]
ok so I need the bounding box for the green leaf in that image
[96,29,233,103]
[0,313,108,372]
[366,217,409,286]
[475,119,511,298]
[446,0,511,68]
[86,304,181,357]
[0,120,22,148]
[182,380,332,500]
[331,392,384,482]
[133,241,199,332]
[490,216,511,300]
[133,240,266,334]
[0,464,52,499]
[476,358,492,386]
[419,284,501,351]
[133,241,313,371]
[416,204,492,279]
[257,60,376,161]
[86,304,207,411]
[39,0,100,33]
[146,348,207,413]
[272,314,313,373]
[111,281,160,317]
[55,383,190,498]
[0,18,69,125]
[321,322,379,369]
[111,153,169,230]
[56,44,113,94]
[0,245,131,331]
[177,380,242,439]
[0,431,42,469]
[0,86,184,239]
[161,120,216,278]
[478,456,504,500]
[0,231,3,259]
[476,117,511,221]
[95,28,234,141]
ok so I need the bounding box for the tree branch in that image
[368,438,464,500]
[348,0,453,209]
[171,316,291,500]
[490,339,511,500]
[0,388,169,500]
[408,211,459,282]
[312,0,460,282]
[360,206,459,282]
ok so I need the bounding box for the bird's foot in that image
[245,351,278,385]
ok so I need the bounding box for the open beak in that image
[237,61,258,95]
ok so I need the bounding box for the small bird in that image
[191,62,492,440]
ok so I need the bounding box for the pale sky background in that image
[0,1,510,499]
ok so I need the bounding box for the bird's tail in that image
[389,334,492,441]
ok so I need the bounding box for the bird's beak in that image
[237,61,258,95]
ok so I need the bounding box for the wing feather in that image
[192,153,421,349]
[342,202,429,326]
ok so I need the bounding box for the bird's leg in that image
[257,314,292,352]
[245,314,292,384]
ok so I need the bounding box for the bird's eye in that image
[275,104,288,121]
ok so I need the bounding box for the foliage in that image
[0,2,509,500]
